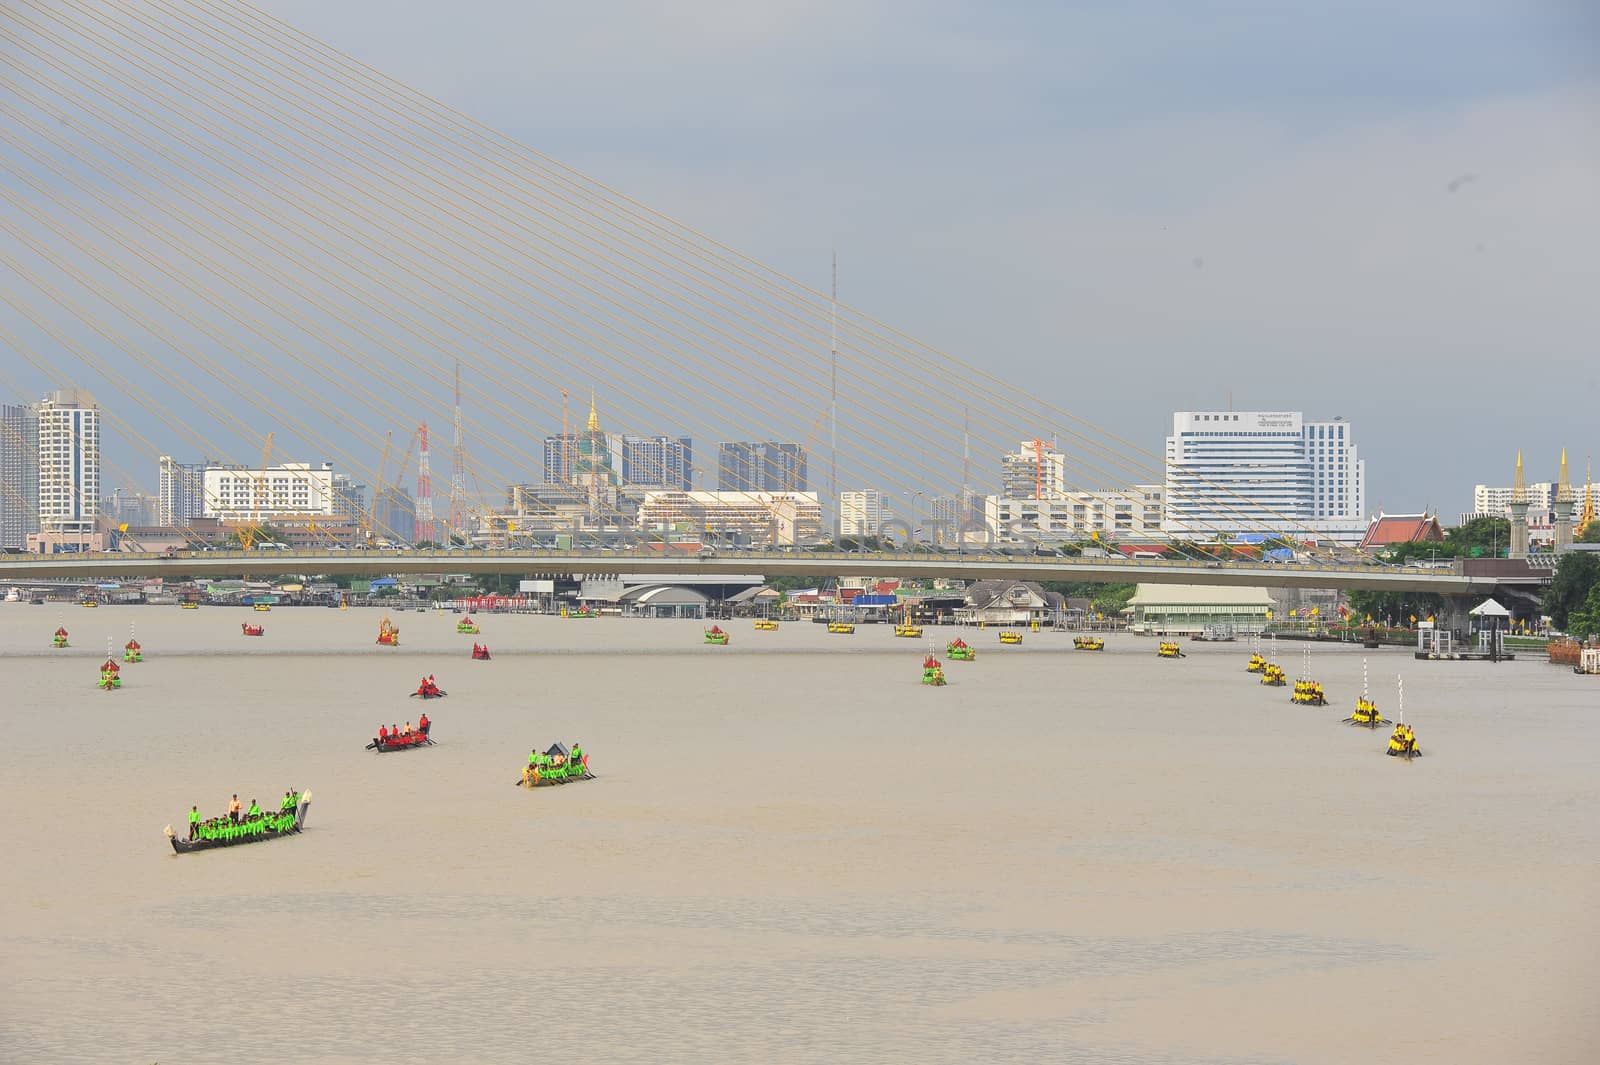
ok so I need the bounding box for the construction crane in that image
[368,428,419,543]
[363,430,394,544]
[240,431,274,551]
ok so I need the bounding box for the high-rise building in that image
[35,390,100,541]
[107,488,156,528]
[620,435,693,490]
[158,456,210,528]
[1,403,40,550]
[331,474,366,524]
[373,484,416,544]
[840,489,893,537]
[717,442,807,492]
[1164,411,1365,543]
[1001,440,1067,499]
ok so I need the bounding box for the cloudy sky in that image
[248,0,1598,514]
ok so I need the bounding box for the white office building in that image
[203,462,336,520]
[1164,411,1365,543]
[985,485,1164,544]
[35,390,100,540]
[840,489,893,537]
[636,490,822,546]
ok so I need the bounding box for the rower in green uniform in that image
[570,743,584,770]
[247,799,262,817]
[188,805,201,840]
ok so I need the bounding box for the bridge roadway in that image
[0,548,1494,594]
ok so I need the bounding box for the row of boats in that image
[1241,648,1421,757]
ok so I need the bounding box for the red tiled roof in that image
[1361,513,1444,549]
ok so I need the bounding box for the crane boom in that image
[365,431,394,543]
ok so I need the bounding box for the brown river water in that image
[1,605,1596,1064]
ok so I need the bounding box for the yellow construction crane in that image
[367,429,419,545]
[240,432,274,551]
[363,430,395,544]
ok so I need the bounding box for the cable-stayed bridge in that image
[0,1,1536,608]
[0,548,1513,596]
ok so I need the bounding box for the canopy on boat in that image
[544,742,570,758]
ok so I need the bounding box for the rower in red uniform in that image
[379,724,389,742]
[418,712,430,734]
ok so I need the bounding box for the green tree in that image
[1579,522,1600,544]
[1346,589,1445,625]
[1545,551,1600,629]
[1040,581,1136,616]
[1566,584,1600,640]
[1447,516,1510,552]
[766,575,827,593]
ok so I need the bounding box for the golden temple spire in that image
[586,389,599,433]
[1512,450,1526,504]
[1556,447,1573,503]
[1580,456,1597,537]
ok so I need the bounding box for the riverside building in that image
[1163,411,1365,544]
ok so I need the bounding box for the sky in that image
[2,1,1596,520]
[248,0,1600,516]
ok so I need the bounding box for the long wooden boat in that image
[166,792,311,854]
[517,743,594,787]
[368,733,435,753]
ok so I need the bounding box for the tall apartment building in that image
[158,456,210,528]
[0,403,40,549]
[331,474,366,523]
[373,484,416,544]
[717,441,807,492]
[620,435,693,490]
[840,489,893,537]
[36,390,100,540]
[202,462,336,520]
[1164,411,1365,543]
[1001,440,1067,499]
[543,431,621,485]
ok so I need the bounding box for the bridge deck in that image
[0,549,1508,594]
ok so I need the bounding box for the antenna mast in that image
[450,362,466,541]
[960,405,971,548]
[829,250,839,541]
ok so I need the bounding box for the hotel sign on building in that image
[1164,410,1366,544]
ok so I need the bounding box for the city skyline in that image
[2,384,1593,541]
